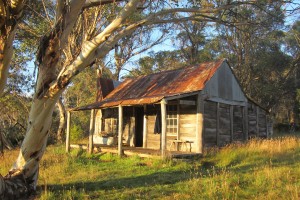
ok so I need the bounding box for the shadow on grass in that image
[39,169,190,194]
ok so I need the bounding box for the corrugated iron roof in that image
[71,59,225,111]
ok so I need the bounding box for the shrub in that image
[70,124,84,141]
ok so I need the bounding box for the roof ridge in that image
[125,59,226,81]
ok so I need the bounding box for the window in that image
[167,105,178,136]
[110,118,118,135]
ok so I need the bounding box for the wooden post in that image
[177,102,180,140]
[118,105,123,156]
[143,105,148,148]
[88,109,95,154]
[195,93,204,153]
[243,106,249,140]
[161,99,167,158]
[66,111,71,153]
[230,105,234,142]
[216,102,220,146]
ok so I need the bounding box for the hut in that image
[68,59,272,157]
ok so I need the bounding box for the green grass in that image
[1,134,300,199]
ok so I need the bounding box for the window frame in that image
[166,104,179,138]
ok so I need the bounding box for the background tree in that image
[0,0,27,95]
[173,20,213,64]
[127,50,184,77]
[107,26,167,80]
[212,2,299,125]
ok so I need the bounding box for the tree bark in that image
[57,97,66,143]
[0,93,60,199]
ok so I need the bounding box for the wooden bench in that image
[169,139,193,152]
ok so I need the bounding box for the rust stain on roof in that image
[72,59,225,111]
[101,59,224,106]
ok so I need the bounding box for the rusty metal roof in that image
[72,59,225,111]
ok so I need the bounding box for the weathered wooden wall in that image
[233,106,243,141]
[203,62,247,102]
[94,99,270,152]
[95,110,102,135]
[101,108,118,135]
[176,99,197,152]
[258,108,267,138]
[94,107,135,146]
[145,97,199,152]
[247,101,269,138]
[203,101,217,147]
[203,100,249,147]
[146,105,161,149]
[218,103,231,146]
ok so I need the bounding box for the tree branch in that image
[83,0,125,9]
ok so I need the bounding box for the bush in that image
[70,124,84,141]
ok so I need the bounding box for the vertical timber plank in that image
[216,102,220,146]
[118,105,123,156]
[143,105,148,148]
[177,102,180,140]
[66,111,71,153]
[230,105,233,142]
[161,99,167,159]
[195,93,204,153]
[243,106,249,140]
[88,109,95,154]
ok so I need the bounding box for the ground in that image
[1,133,300,199]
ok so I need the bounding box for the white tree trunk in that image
[0,93,60,199]
[57,97,66,143]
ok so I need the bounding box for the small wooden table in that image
[169,139,193,152]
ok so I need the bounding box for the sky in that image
[23,0,300,93]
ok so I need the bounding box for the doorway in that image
[135,107,144,147]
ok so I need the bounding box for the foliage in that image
[70,124,84,142]
[127,3,299,125]
[127,50,184,78]
[0,93,31,146]
[63,67,97,139]
[65,67,97,109]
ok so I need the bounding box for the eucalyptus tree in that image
[0,0,285,198]
[108,26,167,80]
[0,0,27,95]
[173,20,211,64]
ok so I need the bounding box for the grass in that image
[1,134,300,199]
